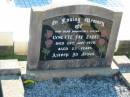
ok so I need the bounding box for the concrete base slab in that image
[113,55,130,88]
[121,73,130,88]
[113,55,130,68]
[24,61,119,80]
[19,61,27,75]
[0,75,24,97]
[0,59,20,75]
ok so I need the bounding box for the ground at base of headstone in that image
[24,76,130,97]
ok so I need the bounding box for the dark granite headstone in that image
[28,2,122,70]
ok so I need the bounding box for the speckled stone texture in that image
[25,77,130,97]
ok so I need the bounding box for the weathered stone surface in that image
[19,61,27,75]
[113,55,130,88]
[0,75,24,97]
[113,56,130,67]
[0,59,20,75]
[121,73,130,88]
[28,3,122,70]
[25,61,119,81]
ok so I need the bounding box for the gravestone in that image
[28,0,122,70]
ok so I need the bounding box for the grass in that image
[114,49,130,59]
[0,46,27,61]
[114,41,130,59]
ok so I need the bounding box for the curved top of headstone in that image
[32,0,123,12]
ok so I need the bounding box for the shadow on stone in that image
[0,82,3,97]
